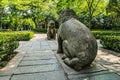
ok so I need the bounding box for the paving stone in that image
[30,47,41,51]
[48,43,56,46]
[49,45,58,50]
[95,49,120,75]
[23,54,56,61]
[55,53,107,75]
[69,71,110,78]
[103,64,120,72]
[0,76,11,80]
[41,42,49,46]
[25,50,54,57]
[19,59,57,66]
[23,43,33,47]
[69,73,120,80]
[19,47,31,51]
[11,71,67,80]
[40,45,51,50]
[0,70,14,76]
[32,44,40,47]
[14,64,61,74]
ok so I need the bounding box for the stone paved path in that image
[0,34,120,80]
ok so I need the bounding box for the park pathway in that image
[0,34,120,80]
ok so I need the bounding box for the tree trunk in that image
[88,13,92,29]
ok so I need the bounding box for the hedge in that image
[100,36,120,52]
[91,30,120,39]
[0,29,11,32]
[33,28,47,33]
[33,28,58,33]
[0,31,34,41]
[0,31,34,68]
[0,36,19,67]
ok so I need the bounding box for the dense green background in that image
[0,0,120,30]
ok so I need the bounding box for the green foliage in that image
[0,31,34,41]
[22,18,36,30]
[92,30,120,39]
[0,36,19,67]
[0,51,16,68]
[0,29,11,32]
[0,31,34,68]
[100,36,120,52]
[106,0,120,28]
[0,0,119,30]
[33,28,47,33]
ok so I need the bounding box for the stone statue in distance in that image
[47,20,56,40]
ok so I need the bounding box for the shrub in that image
[22,18,36,30]
[0,31,34,41]
[91,30,120,39]
[100,36,120,52]
[33,28,47,33]
[0,31,34,68]
[0,29,12,32]
[33,28,58,33]
[0,36,19,67]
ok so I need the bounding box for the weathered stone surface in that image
[14,64,60,74]
[11,71,67,80]
[58,8,78,24]
[95,49,120,75]
[23,54,56,61]
[55,53,107,75]
[0,76,11,80]
[19,59,57,66]
[41,42,49,46]
[47,20,56,40]
[69,73,120,80]
[57,9,98,70]
[40,45,51,50]
[25,50,54,56]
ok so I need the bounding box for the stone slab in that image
[69,72,120,80]
[23,54,56,61]
[41,42,49,46]
[0,76,11,80]
[55,53,107,75]
[11,71,67,80]
[49,45,58,50]
[18,47,31,51]
[14,64,61,74]
[40,45,51,50]
[19,59,57,66]
[96,49,120,75]
[30,48,41,51]
[31,46,40,49]
[25,50,54,56]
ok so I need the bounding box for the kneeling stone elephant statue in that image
[57,18,98,71]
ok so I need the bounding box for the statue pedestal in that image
[55,52,107,75]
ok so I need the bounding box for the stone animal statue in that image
[57,8,98,71]
[47,20,56,40]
